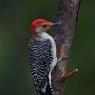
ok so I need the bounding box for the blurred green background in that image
[0,0,95,95]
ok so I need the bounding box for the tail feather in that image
[40,79,53,95]
[46,82,53,95]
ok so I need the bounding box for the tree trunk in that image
[52,0,81,95]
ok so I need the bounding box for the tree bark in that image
[52,0,81,95]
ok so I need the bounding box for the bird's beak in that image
[51,22,61,27]
[49,21,61,28]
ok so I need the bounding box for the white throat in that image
[39,32,51,39]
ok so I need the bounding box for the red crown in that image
[31,18,50,35]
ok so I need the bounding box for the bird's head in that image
[31,18,61,36]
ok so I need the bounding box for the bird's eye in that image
[42,25,47,28]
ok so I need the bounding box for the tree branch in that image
[61,68,78,81]
[51,0,81,95]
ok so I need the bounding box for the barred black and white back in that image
[28,37,54,95]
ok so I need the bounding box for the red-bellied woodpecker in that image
[27,18,61,95]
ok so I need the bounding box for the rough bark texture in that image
[51,0,81,95]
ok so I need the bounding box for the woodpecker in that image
[27,18,61,95]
